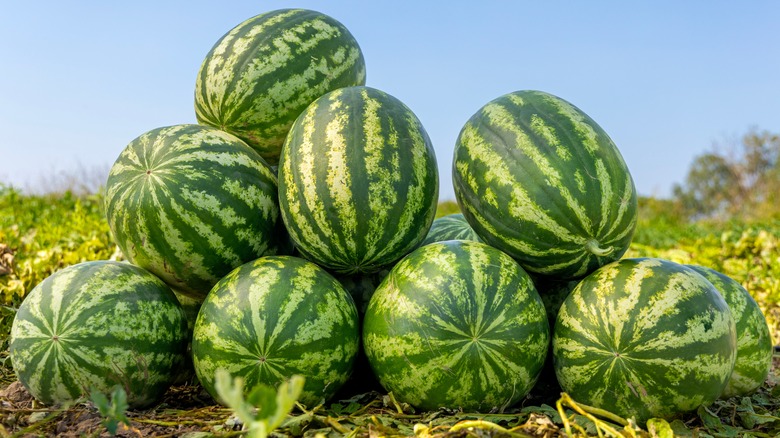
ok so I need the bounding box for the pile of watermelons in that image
[8,7,774,428]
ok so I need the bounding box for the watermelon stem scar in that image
[586,239,614,257]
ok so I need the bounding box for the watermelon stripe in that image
[453,90,637,279]
[105,124,281,298]
[686,265,773,398]
[279,86,438,274]
[195,8,366,163]
[553,258,737,423]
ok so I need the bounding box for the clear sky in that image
[2,1,778,200]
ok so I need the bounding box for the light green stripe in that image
[324,104,357,260]
[601,174,637,239]
[282,99,333,258]
[363,90,398,262]
[457,122,578,244]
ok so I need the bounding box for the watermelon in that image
[420,213,482,246]
[171,291,204,385]
[9,261,188,408]
[191,255,359,408]
[195,8,367,164]
[362,240,549,412]
[278,86,439,275]
[334,269,389,317]
[686,265,773,398]
[104,124,284,300]
[453,90,637,279]
[533,277,579,328]
[553,258,737,424]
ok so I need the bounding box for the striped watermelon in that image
[194,8,367,164]
[104,124,284,300]
[553,258,737,424]
[420,213,482,246]
[534,277,579,328]
[363,240,549,412]
[191,255,359,408]
[453,90,637,279]
[278,86,439,275]
[9,261,188,408]
[686,265,773,398]
[171,291,204,385]
[334,269,389,316]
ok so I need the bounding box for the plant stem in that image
[586,239,614,257]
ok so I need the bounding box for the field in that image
[1,186,780,437]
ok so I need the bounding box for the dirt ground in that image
[0,379,240,437]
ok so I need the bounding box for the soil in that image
[2,357,778,436]
[0,379,238,437]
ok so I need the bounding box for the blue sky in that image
[2,1,778,200]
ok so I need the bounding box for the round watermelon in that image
[420,213,482,246]
[453,90,637,279]
[104,124,284,300]
[363,240,549,412]
[278,86,439,275]
[195,8,367,164]
[553,258,737,424]
[9,261,188,408]
[686,264,773,398]
[191,255,359,408]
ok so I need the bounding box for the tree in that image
[673,127,780,220]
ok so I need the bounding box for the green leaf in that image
[646,418,674,438]
[213,369,304,438]
[696,405,743,437]
[90,385,130,436]
[737,396,780,429]
[698,405,724,430]
[246,384,278,420]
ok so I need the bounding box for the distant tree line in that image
[671,127,780,221]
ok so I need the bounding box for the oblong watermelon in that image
[278,86,439,274]
[553,258,737,424]
[363,240,549,412]
[686,264,773,398]
[195,8,367,164]
[420,213,482,246]
[191,255,359,408]
[104,124,284,299]
[9,261,188,408]
[453,90,637,279]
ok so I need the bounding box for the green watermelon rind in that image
[553,258,737,424]
[191,255,360,408]
[278,86,439,275]
[686,264,774,398]
[195,8,367,164]
[363,240,550,412]
[453,90,637,279]
[9,261,189,408]
[104,124,283,299]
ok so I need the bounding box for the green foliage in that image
[628,221,780,344]
[90,385,131,435]
[213,369,304,438]
[632,196,703,247]
[0,186,120,307]
[435,200,460,218]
